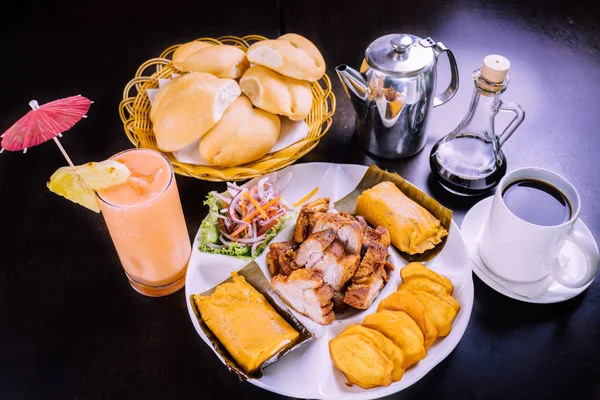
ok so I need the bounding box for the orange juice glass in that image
[97,148,191,297]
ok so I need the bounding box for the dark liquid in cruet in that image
[429,134,507,196]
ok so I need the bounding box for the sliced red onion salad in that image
[226,182,241,198]
[206,242,226,250]
[215,192,232,205]
[220,228,267,244]
[211,177,290,252]
[258,209,287,226]
[251,241,261,256]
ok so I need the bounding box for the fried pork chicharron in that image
[344,226,394,310]
[267,241,299,276]
[292,198,330,243]
[311,212,364,255]
[271,268,335,325]
[268,197,395,324]
[295,228,337,267]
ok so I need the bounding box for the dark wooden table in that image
[1,0,599,399]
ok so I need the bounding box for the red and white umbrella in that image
[1,95,92,167]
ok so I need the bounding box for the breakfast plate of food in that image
[185,163,474,399]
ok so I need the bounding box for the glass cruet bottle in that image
[429,54,525,196]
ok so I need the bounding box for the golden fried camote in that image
[339,325,405,382]
[400,279,461,313]
[400,262,454,294]
[195,272,299,374]
[410,290,457,337]
[329,334,393,389]
[377,289,438,349]
[399,277,448,297]
[363,310,426,368]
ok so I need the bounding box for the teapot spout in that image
[335,65,369,116]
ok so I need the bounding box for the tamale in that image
[335,164,452,262]
[189,261,314,380]
[356,182,448,255]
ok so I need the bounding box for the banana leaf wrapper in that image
[334,164,452,263]
[189,261,314,381]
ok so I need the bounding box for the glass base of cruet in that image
[429,140,508,197]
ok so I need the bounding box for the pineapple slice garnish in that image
[47,160,131,212]
[75,161,131,190]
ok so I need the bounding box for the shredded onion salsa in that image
[198,178,294,259]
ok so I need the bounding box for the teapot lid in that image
[365,33,434,74]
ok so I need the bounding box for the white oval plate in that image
[185,162,474,400]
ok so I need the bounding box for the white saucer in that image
[461,196,597,304]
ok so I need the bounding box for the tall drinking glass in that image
[97,149,191,297]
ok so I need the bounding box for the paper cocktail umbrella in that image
[1,95,92,167]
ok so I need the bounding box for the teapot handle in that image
[422,39,459,107]
[498,101,526,146]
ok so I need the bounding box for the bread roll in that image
[150,73,217,122]
[174,43,249,79]
[152,72,241,152]
[240,66,312,121]
[199,96,280,167]
[247,33,326,82]
[172,41,214,70]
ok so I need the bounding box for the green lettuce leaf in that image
[197,191,221,245]
[196,191,293,260]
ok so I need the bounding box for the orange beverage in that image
[97,149,191,297]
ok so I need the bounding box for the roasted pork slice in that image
[295,228,336,267]
[331,290,350,313]
[344,280,385,310]
[271,268,335,325]
[312,252,360,292]
[352,242,389,284]
[312,211,351,232]
[267,245,281,276]
[384,260,395,275]
[292,198,330,243]
[337,211,355,219]
[355,215,368,231]
[327,240,346,259]
[337,221,364,255]
[344,240,392,310]
[312,212,342,233]
[267,241,299,276]
[361,225,391,254]
[312,212,364,255]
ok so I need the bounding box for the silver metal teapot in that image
[336,34,459,159]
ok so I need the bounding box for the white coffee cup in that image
[479,167,598,288]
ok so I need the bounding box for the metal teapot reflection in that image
[336,33,459,159]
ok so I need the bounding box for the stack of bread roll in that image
[150,34,326,167]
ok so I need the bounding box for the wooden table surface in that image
[1,0,599,399]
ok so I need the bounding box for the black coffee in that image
[502,179,571,226]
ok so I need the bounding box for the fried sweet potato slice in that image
[410,290,457,337]
[377,289,438,349]
[340,325,405,382]
[400,278,460,313]
[329,334,393,389]
[362,310,426,368]
[400,262,453,294]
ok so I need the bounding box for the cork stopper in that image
[481,54,510,83]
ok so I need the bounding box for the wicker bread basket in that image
[119,35,336,182]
